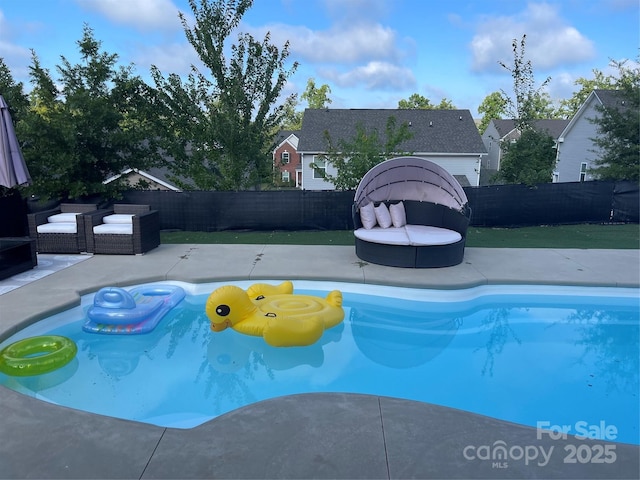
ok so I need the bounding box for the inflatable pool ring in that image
[205,281,344,347]
[0,335,77,377]
[84,284,186,334]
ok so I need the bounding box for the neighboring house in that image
[296,109,487,189]
[273,130,301,187]
[554,89,623,183]
[481,119,569,178]
[104,166,182,191]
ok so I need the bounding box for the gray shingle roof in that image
[298,109,486,154]
[593,89,627,110]
[491,119,569,139]
[275,129,299,145]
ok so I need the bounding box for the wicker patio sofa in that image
[84,204,160,255]
[353,156,471,268]
[27,203,98,253]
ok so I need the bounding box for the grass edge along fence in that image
[121,180,639,232]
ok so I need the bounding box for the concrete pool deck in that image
[0,245,639,479]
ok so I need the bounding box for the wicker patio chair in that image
[27,203,98,253]
[84,204,160,255]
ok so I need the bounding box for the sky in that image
[0,0,637,117]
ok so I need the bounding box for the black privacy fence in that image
[116,181,638,231]
[8,180,636,234]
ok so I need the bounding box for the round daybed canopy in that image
[352,156,471,268]
[354,156,469,211]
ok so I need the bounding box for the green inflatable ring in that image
[0,335,77,377]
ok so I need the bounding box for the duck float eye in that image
[216,305,230,317]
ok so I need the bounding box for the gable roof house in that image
[481,118,569,183]
[296,109,487,190]
[273,130,301,188]
[554,89,624,183]
[103,166,182,191]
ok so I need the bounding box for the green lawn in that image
[161,223,639,249]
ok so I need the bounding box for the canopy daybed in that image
[352,156,471,268]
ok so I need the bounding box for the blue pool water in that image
[0,281,638,444]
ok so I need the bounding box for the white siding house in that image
[297,109,487,190]
[555,89,623,182]
[481,119,569,181]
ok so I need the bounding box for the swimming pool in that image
[0,281,638,444]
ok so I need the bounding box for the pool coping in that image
[0,245,639,479]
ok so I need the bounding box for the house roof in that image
[274,130,299,150]
[558,89,623,141]
[275,130,299,144]
[593,89,625,109]
[297,109,486,155]
[490,118,569,139]
[103,167,183,191]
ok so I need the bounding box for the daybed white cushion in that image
[354,227,410,245]
[37,222,77,234]
[47,212,79,223]
[389,202,406,228]
[354,225,462,247]
[359,202,377,229]
[102,214,135,224]
[405,225,462,246]
[374,203,392,228]
[94,223,133,235]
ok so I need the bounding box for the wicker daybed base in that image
[354,236,467,268]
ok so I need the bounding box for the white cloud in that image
[0,9,32,78]
[470,2,595,73]
[253,22,401,65]
[320,61,416,90]
[132,42,200,76]
[74,0,185,31]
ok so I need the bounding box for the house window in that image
[312,157,326,179]
[579,162,587,182]
[281,151,290,164]
[281,170,290,182]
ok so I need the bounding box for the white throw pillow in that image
[374,202,392,229]
[359,202,377,229]
[389,202,407,228]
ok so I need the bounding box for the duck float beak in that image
[210,321,230,332]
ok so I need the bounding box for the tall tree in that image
[301,78,332,109]
[557,69,617,119]
[152,0,297,190]
[498,34,551,130]
[398,93,456,109]
[316,116,413,190]
[477,91,508,134]
[494,34,556,185]
[279,78,332,130]
[589,60,639,182]
[18,26,157,200]
[0,58,29,122]
[493,128,555,185]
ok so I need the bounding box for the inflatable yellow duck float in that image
[205,281,344,347]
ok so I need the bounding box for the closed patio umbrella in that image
[0,94,31,188]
